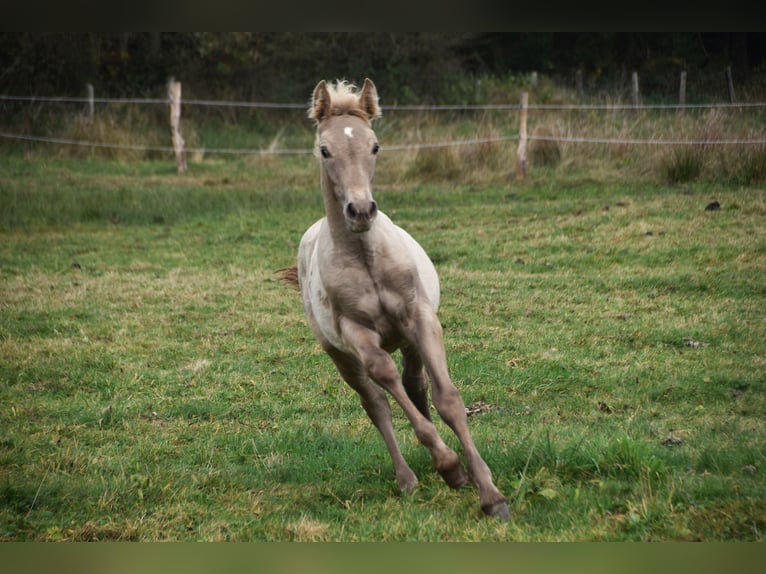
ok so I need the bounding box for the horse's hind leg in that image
[325,345,418,493]
[403,347,467,494]
[401,346,430,420]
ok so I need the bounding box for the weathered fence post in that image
[516,92,528,181]
[632,71,640,108]
[86,83,94,124]
[679,71,686,108]
[725,66,736,103]
[168,78,187,174]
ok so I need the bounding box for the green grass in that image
[1,154,765,540]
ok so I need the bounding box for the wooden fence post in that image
[168,78,187,174]
[516,92,528,181]
[86,83,94,124]
[632,71,640,108]
[679,71,686,108]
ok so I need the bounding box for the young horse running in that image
[290,79,508,520]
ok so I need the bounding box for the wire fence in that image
[4,94,766,111]
[2,92,766,156]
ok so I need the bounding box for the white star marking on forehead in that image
[344,126,354,138]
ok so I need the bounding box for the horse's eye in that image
[320,145,331,159]
[372,142,380,155]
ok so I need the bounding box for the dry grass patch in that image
[286,516,332,541]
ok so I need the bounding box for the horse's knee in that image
[362,348,398,386]
[432,383,466,422]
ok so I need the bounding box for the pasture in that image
[0,152,764,541]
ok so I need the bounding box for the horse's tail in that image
[275,266,300,290]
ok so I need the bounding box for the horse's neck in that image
[320,168,348,235]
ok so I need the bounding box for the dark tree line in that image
[2,33,764,102]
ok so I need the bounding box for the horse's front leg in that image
[338,317,467,489]
[412,308,510,521]
[323,344,418,494]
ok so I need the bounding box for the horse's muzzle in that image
[345,199,378,233]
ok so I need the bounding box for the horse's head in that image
[310,79,382,233]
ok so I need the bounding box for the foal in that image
[293,79,508,520]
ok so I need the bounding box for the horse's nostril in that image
[346,200,377,221]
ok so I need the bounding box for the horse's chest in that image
[343,271,411,321]
[321,267,414,349]
[302,222,425,352]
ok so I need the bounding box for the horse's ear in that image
[310,80,332,123]
[359,78,381,120]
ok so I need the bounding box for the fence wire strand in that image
[3,93,766,111]
[2,93,766,155]
[3,131,765,156]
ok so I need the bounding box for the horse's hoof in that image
[482,499,511,522]
[399,480,420,494]
[397,469,419,494]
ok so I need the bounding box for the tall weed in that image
[659,109,766,184]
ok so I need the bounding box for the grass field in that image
[0,150,764,541]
